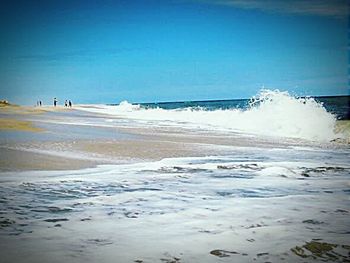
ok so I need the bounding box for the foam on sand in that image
[0,146,349,262]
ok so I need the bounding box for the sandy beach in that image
[1,104,346,171]
[1,0,349,261]
[0,103,350,263]
[0,105,203,170]
[0,105,263,171]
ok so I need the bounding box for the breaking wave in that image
[80,90,339,142]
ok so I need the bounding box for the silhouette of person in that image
[39,101,42,106]
[53,98,58,107]
[68,100,72,107]
[64,100,68,107]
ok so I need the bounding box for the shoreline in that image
[1,105,350,263]
[0,105,349,172]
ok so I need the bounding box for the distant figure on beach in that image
[64,100,68,107]
[53,98,58,107]
[39,100,42,106]
[68,100,72,107]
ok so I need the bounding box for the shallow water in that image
[0,145,349,262]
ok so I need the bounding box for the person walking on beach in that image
[39,100,42,106]
[68,100,72,107]
[53,98,58,107]
[64,100,68,107]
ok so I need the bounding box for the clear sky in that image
[0,0,348,105]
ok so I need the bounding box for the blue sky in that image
[0,0,348,105]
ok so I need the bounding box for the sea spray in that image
[242,89,337,141]
[115,100,141,112]
[77,90,339,142]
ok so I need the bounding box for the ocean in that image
[0,90,349,262]
[99,90,349,142]
[139,94,350,120]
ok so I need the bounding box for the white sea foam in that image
[1,148,350,262]
[77,90,338,142]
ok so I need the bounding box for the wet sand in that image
[0,105,347,171]
[0,105,227,171]
[0,148,98,171]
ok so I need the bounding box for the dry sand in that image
[0,118,44,132]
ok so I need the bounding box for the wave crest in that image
[81,90,339,142]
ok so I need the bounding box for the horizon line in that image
[106,93,350,106]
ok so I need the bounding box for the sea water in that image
[0,90,349,262]
[138,92,349,121]
[80,90,349,142]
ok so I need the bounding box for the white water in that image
[1,146,349,263]
[76,90,338,142]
